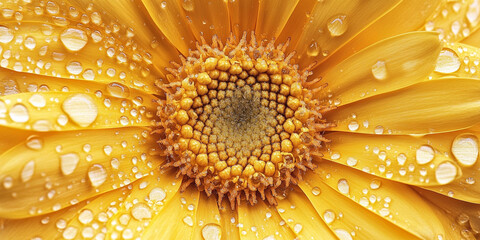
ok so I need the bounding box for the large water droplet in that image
[106,82,130,98]
[306,41,320,57]
[434,48,460,74]
[28,94,46,108]
[131,202,152,220]
[26,135,43,150]
[66,61,83,75]
[435,161,457,184]
[323,210,335,224]
[327,14,348,37]
[182,0,194,11]
[149,187,166,203]
[337,179,349,194]
[60,28,88,51]
[371,60,388,81]
[311,186,321,196]
[88,164,107,187]
[9,104,29,123]
[0,26,14,43]
[60,153,80,175]
[452,134,478,167]
[334,229,353,240]
[62,94,98,127]
[21,160,35,182]
[202,223,222,240]
[78,209,94,224]
[416,145,435,165]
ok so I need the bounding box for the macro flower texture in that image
[2,0,480,239]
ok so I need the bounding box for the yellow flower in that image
[0,0,480,239]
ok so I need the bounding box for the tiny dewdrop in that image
[154,33,332,208]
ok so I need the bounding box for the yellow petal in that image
[276,187,337,239]
[315,32,441,106]
[326,78,480,135]
[140,0,196,56]
[237,199,295,239]
[301,161,448,239]
[193,193,222,240]
[293,0,401,66]
[423,0,480,42]
[462,26,480,47]
[0,126,31,153]
[0,91,155,131]
[185,0,230,42]
[255,0,299,40]
[317,0,441,72]
[0,1,162,94]
[431,42,480,79]
[323,132,462,186]
[276,0,318,47]
[218,201,241,240]
[228,0,259,39]
[0,127,159,218]
[142,186,200,239]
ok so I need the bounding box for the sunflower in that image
[0,0,480,239]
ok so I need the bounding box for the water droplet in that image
[370,179,381,189]
[78,209,94,224]
[26,135,43,150]
[28,94,46,108]
[60,28,88,51]
[337,179,349,194]
[182,0,194,11]
[202,223,222,240]
[110,158,119,169]
[311,186,321,196]
[106,82,130,98]
[103,145,112,156]
[149,187,166,203]
[131,203,152,220]
[434,48,460,74]
[9,104,29,123]
[0,26,14,43]
[327,14,348,37]
[21,160,35,182]
[3,176,13,189]
[306,41,320,57]
[323,210,335,224]
[63,226,78,240]
[371,60,387,81]
[452,134,478,167]
[347,121,359,131]
[24,36,36,50]
[60,153,80,175]
[88,164,107,187]
[62,94,98,127]
[435,161,457,184]
[119,116,129,126]
[416,145,435,165]
[396,153,407,166]
[183,215,194,226]
[346,157,357,166]
[66,61,83,75]
[374,126,384,135]
[334,229,353,240]
[467,0,480,27]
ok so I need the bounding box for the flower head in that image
[1,0,480,239]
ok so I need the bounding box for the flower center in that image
[155,33,329,208]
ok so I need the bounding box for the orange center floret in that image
[155,33,329,208]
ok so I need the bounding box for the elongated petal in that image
[276,187,337,239]
[315,32,441,106]
[193,193,222,240]
[0,127,159,218]
[255,0,299,40]
[326,78,480,135]
[276,0,318,46]
[140,0,196,55]
[301,161,454,239]
[293,0,400,66]
[219,201,241,240]
[462,26,480,47]
[316,0,441,72]
[185,0,230,41]
[228,0,259,39]
[142,186,200,239]
[237,199,295,239]
[0,92,155,131]
[323,132,462,186]
[0,1,162,94]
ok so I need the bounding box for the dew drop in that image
[78,209,94,224]
[434,48,461,74]
[87,164,107,187]
[24,36,36,50]
[66,61,83,75]
[0,26,14,43]
[467,0,480,27]
[182,0,194,11]
[60,28,88,51]
[149,187,166,203]
[60,153,80,175]
[131,203,152,220]
[26,135,43,150]
[337,179,349,194]
[311,186,321,196]
[369,179,381,189]
[334,229,353,240]
[62,94,98,127]
[347,121,359,131]
[62,226,78,240]
[323,210,335,224]
[21,160,35,182]
[435,161,457,185]
[103,145,113,156]
[106,82,130,98]
[9,104,29,123]
[346,157,357,166]
[3,176,13,189]
[416,145,435,165]
[202,223,222,240]
[28,94,46,108]
[371,60,388,81]
[396,153,407,166]
[306,41,320,57]
[183,215,194,226]
[327,14,348,37]
[451,134,478,167]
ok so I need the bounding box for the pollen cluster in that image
[155,33,330,208]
